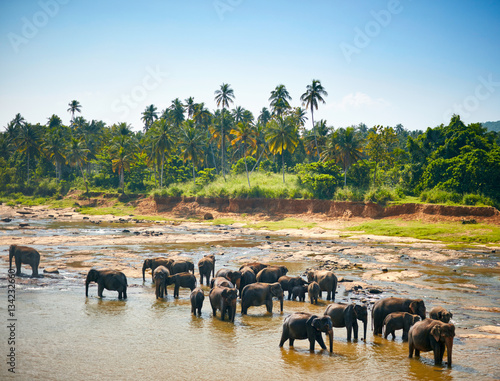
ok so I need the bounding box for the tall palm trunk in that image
[311,107,320,161]
[243,141,250,187]
[282,141,285,183]
[27,151,30,185]
[160,153,165,188]
[192,165,196,185]
[221,110,225,180]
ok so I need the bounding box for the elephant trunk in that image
[328,328,333,353]
[142,263,147,282]
[85,279,90,297]
[9,247,14,270]
[363,318,367,341]
[279,292,284,313]
[445,336,453,367]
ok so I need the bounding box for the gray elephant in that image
[239,262,268,274]
[239,266,257,296]
[215,268,242,289]
[169,259,195,275]
[324,303,368,341]
[429,307,453,323]
[198,255,215,286]
[279,312,334,353]
[190,287,204,316]
[291,285,307,302]
[409,319,455,367]
[383,312,421,341]
[308,281,320,305]
[306,270,337,301]
[279,275,308,300]
[166,272,196,298]
[9,244,41,277]
[241,282,284,315]
[142,257,173,282]
[209,286,237,322]
[210,276,234,289]
[85,269,127,299]
[153,265,170,299]
[372,297,426,336]
[256,266,288,283]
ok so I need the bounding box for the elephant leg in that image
[308,337,316,351]
[212,307,217,317]
[98,283,105,298]
[353,320,359,340]
[346,325,352,341]
[289,338,295,347]
[221,305,226,321]
[174,284,179,298]
[327,291,331,301]
[266,299,273,313]
[118,291,123,300]
[123,288,127,299]
[438,342,446,364]
[433,344,442,365]
[15,258,22,276]
[316,332,327,350]
[409,341,414,358]
[279,327,289,347]
[402,329,409,342]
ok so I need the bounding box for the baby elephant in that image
[190,288,205,316]
[291,285,307,302]
[429,307,453,323]
[308,281,320,305]
[383,312,421,341]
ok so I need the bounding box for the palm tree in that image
[258,107,271,127]
[266,116,299,183]
[230,121,257,186]
[269,84,292,117]
[110,123,136,192]
[12,113,25,129]
[44,132,66,181]
[178,120,206,185]
[67,138,90,194]
[214,83,235,179]
[184,97,195,119]
[300,79,328,160]
[149,119,175,188]
[15,123,41,185]
[325,127,364,186]
[169,98,185,130]
[67,100,81,123]
[141,104,158,132]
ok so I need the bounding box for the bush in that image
[196,168,217,185]
[232,157,257,175]
[334,186,365,202]
[34,179,60,197]
[295,161,343,199]
[420,188,462,204]
[364,186,399,204]
[462,193,495,207]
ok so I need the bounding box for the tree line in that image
[1,81,499,207]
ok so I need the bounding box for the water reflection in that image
[83,298,128,316]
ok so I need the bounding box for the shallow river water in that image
[0,219,499,380]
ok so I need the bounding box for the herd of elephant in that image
[9,244,456,368]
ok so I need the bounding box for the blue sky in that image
[1,0,499,132]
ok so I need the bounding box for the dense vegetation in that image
[1,82,499,208]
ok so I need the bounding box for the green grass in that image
[345,219,500,244]
[244,218,317,231]
[77,204,136,216]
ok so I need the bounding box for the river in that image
[0,218,499,380]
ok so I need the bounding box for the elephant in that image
[324,303,368,341]
[429,307,453,323]
[209,286,237,322]
[306,270,337,301]
[85,269,127,299]
[279,312,334,353]
[409,319,455,367]
[153,265,170,299]
[241,282,284,315]
[190,287,205,316]
[210,277,234,289]
[166,272,197,298]
[278,275,308,300]
[238,266,257,296]
[308,281,320,305]
[215,268,242,289]
[142,257,173,282]
[256,265,288,283]
[169,259,195,275]
[197,255,216,286]
[239,262,268,274]
[9,244,41,277]
[383,312,421,341]
[291,285,307,302]
[372,297,426,336]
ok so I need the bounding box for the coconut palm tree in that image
[230,121,257,187]
[266,116,299,183]
[214,83,235,179]
[67,137,90,194]
[67,100,81,123]
[110,123,136,192]
[44,131,66,182]
[178,120,206,185]
[141,104,158,132]
[184,97,195,119]
[269,84,292,117]
[300,79,328,160]
[149,118,175,188]
[15,123,42,185]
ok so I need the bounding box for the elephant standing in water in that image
[409,319,455,367]
[306,270,337,301]
[9,245,41,277]
[238,266,257,296]
[85,269,127,299]
[372,297,426,336]
[169,259,195,275]
[256,266,288,283]
[198,255,216,286]
[142,257,173,281]
[324,303,368,341]
[190,288,205,316]
[279,312,334,353]
[153,265,170,299]
[167,272,197,298]
[383,312,421,341]
[215,268,242,289]
[241,282,284,315]
[209,286,237,322]
[278,275,308,300]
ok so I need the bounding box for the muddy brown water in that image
[0,219,499,380]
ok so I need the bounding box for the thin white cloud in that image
[330,92,390,110]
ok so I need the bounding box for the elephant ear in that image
[222,288,228,298]
[306,315,318,328]
[409,301,417,315]
[430,325,441,342]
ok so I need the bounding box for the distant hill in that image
[482,121,500,132]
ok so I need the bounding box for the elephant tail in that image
[9,245,14,270]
